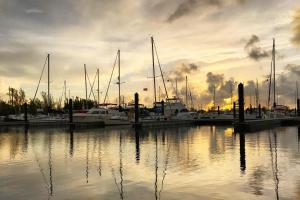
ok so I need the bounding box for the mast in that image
[213,85,216,109]
[64,80,67,102]
[175,78,178,98]
[256,79,259,108]
[297,81,299,99]
[272,38,276,108]
[151,37,157,107]
[84,64,88,109]
[158,86,161,101]
[250,90,252,107]
[268,61,272,108]
[230,82,233,106]
[47,54,50,113]
[185,76,188,106]
[97,68,100,106]
[118,49,121,111]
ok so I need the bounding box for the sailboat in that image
[267,39,289,118]
[73,50,130,126]
[147,36,197,121]
[7,54,67,123]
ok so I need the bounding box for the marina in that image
[1,1,300,199]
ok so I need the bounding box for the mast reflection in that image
[269,130,279,200]
[154,131,158,200]
[48,131,53,197]
[86,133,90,184]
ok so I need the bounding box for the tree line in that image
[0,87,96,115]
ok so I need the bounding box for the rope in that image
[86,70,96,101]
[33,55,48,102]
[103,52,118,104]
[88,70,97,100]
[153,41,169,99]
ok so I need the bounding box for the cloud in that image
[275,64,300,105]
[291,9,300,47]
[244,35,270,61]
[206,72,224,93]
[168,61,201,82]
[166,0,248,23]
[25,8,43,14]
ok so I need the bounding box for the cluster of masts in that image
[32,37,298,112]
[33,36,194,112]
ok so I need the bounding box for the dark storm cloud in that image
[244,35,270,61]
[291,9,300,47]
[166,0,248,23]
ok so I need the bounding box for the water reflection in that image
[269,130,279,200]
[239,133,246,172]
[69,128,74,157]
[48,131,53,197]
[0,126,300,199]
[135,129,140,163]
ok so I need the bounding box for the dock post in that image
[161,100,164,116]
[134,93,139,124]
[24,103,28,123]
[297,99,300,117]
[217,106,220,115]
[258,104,261,118]
[238,83,245,123]
[233,102,236,120]
[69,99,73,123]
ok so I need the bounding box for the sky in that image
[0,0,300,109]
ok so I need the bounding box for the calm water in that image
[0,126,300,200]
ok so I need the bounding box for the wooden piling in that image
[297,99,300,117]
[233,102,236,120]
[238,83,245,123]
[69,99,73,123]
[24,103,28,123]
[134,93,139,124]
[217,106,220,115]
[258,104,261,118]
[161,100,164,116]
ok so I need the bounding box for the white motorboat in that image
[73,107,130,125]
